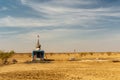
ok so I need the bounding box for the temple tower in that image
[36,35,41,50]
[32,35,45,61]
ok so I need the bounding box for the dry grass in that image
[0,52,120,80]
[0,61,120,80]
[0,70,65,80]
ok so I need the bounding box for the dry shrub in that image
[12,59,18,64]
[106,52,112,56]
[112,60,120,63]
[0,50,15,64]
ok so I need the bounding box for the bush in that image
[112,60,120,63]
[106,52,112,56]
[12,59,18,64]
[89,52,93,55]
[0,50,15,64]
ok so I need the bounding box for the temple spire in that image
[36,35,41,50]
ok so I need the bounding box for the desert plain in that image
[0,52,120,80]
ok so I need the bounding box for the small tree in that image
[12,59,17,64]
[106,52,112,56]
[0,50,15,64]
[89,52,93,55]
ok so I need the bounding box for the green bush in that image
[0,50,15,64]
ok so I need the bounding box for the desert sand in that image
[0,52,120,80]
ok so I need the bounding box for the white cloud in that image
[0,7,8,11]
[0,14,97,28]
[19,0,120,27]
[1,0,120,52]
[1,0,119,28]
[0,31,18,35]
[0,16,63,27]
[21,0,95,5]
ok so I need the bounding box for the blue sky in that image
[0,0,120,52]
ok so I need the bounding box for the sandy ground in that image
[0,53,120,80]
[0,61,120,80]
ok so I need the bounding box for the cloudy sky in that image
[0,0,120,52]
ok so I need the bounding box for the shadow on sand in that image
[24,59,55,64]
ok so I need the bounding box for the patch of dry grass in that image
[0,70,65,80]
[0,52,120,80]
[0,61,120,80]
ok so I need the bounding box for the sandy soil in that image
[0,53,120,80]
[0,61,120,80]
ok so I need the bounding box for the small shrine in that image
[32,35,45,61]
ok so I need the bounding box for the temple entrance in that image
[32,51,44,60]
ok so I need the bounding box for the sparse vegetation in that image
[0,61,120,80]
[112,59,120,63]
[0,50,15,64]
[0,52,120,80]
[106,52,112,56]
[12,59,18,64]
[89,52,94,55]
